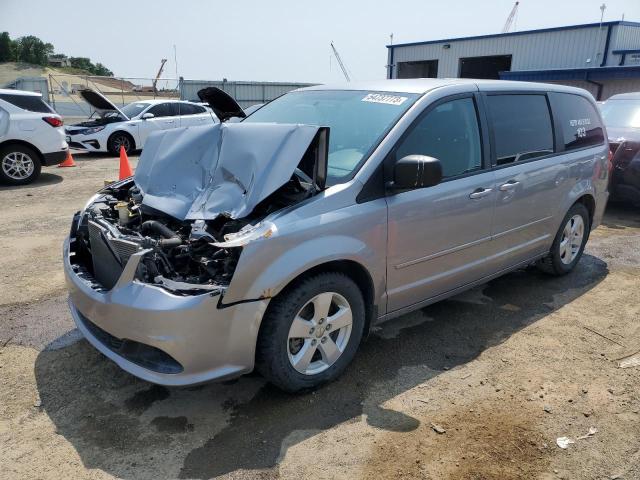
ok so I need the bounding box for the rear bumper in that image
[42,149,68,166]
[63,236,269,386]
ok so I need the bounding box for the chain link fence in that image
[47,74,180,122]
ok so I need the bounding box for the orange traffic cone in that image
[58,150,76,168]
[118,146,133,180]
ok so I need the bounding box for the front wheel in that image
[537,203,590,275]
[256,272,365,392]
[107,132,134,156]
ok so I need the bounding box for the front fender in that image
[244,235,375,300]
[221,198,388,311]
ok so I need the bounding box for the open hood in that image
[134,122,329,221]
[197,87,245,122]
[79,88,129,120]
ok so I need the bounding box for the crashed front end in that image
[64,122,327,385]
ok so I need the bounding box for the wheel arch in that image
[108,130,136,151]
[0,139,44,164]
[574,193,595,228]
[262,259,377,338]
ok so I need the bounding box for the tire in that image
[256,272,366,393]
[107,132,134,156]
[0,144,42,185]
[537,203,590,275]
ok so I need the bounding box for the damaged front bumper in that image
[63,236,269,386]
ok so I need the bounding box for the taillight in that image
[42,116,63,127]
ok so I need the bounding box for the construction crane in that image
[152,58,168,93]
[330,42,351,82]
[502,1,520,33]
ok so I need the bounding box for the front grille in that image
[76,310,183,374]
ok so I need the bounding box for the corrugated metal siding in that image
[392,25,612,78]
[179,80,314,108]
[608,24,640,66]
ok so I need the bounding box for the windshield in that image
[600,99,640,129]
[244,90,419,182]
[121,102,151,119]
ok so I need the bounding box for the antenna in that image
[593,3,606,67]
[330,41,351,82]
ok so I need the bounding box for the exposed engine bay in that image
[68,119,329,295]
[69,167,319,295]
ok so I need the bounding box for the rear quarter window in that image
[486,94,554,166]
[550,93,604,151]
[0,93,53,113]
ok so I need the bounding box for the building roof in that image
[500,65,640,81]
[387,20,640,49]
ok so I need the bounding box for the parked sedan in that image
[65,89,217,155]
[600,92,640,205]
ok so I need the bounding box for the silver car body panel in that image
[135,122,322,220]
[65,79,609,385]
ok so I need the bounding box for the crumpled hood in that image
[134,122,324,220]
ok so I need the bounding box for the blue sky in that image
[1,0,638,83]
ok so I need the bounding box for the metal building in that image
[179,79,313,108]
[387,21,640,100]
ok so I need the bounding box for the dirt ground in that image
[1,154,639,480]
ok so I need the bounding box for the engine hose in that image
[141,220,183,248]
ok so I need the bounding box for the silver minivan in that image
[64,79,609,392]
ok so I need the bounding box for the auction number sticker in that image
[362,93,408,106]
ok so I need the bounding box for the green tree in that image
[0,32,15,62]
[14,35,53,65]
[93,63,113,77]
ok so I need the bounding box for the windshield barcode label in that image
[362,93,408,106]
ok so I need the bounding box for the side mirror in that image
[391,155,443,190]
[141,112,154,120]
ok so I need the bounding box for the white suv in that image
[65,89,217,156]
[0,88,68,185]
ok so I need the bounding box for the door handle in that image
[469,187,493,199]
[499,181,520,191]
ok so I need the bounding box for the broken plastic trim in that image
[153,275,226,294]
[211,221,276,248]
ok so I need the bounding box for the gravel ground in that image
[1,155,639,480]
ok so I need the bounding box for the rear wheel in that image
[0,144,41,185]
[107,132,134,156]
[537,203,590,275]
[256,272,365,392]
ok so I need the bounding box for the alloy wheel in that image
[113,135,131,153]
[2,152,35,180]
[287,292,353,375]
[559,214,584,265]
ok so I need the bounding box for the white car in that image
[65,89,217,156]
[0,88,68,185]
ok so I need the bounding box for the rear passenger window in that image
[487,94,554,165]
[147,103,174,118]
[551,93,604,151]
[395,97,482,178]
[174,103,195,115]
[0,93,53,113]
